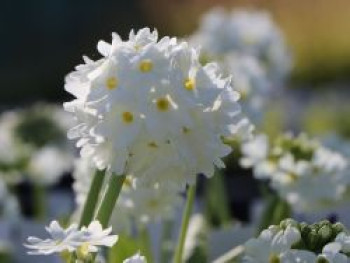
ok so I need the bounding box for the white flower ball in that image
[65,28,248,188]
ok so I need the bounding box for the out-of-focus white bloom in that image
[220,53,270,124]
[25,221,80,255]
[240,134,275,179]
[0,104,75,186]
[190,8,292,81]
[242,225,301,262]
[319,242,348,263]
[241,133,349,212]
[123,252,146,263]
[183,214,208,261]
[272,147,348,212]
[65,28,248,188]
[25,220,117,256]
[27,146,72,185]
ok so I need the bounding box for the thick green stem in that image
[173,184,196,263]
[96,174,126,228]
[33,183,46,221]
[79,169,106,228]
[160,218,175,263]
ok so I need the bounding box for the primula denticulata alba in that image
[64,27,251,190]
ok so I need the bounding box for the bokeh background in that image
[2,0,350,103]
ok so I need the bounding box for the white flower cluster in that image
[0,105,74,185]
[190,8,292,81]
[241,133,349,211]
[241,219,350,263]
[189,8,291,124]
[65,28,249,189]
[25,220,118,257]
[73,158,182,232]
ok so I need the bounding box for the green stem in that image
[138,225,154,263]
[79,169,106,228]
[96,174,126,228]
[160,218,175,263]
[173,184,196,263]
[33,183,46,221]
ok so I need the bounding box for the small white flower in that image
[78,221,118,253]
[243,225,301,263]
[318,242,348,263]
[123,252,146,263]
[25,221,81,255]
[25,220,118,256]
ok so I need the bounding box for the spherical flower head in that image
[65,27,247,188]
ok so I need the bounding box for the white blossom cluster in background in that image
[240,219,350,263]
[0,104,74,186]
[241,133,349,211]
[72,157,182,233]
[65,27,251,191]
[189,8,292,124]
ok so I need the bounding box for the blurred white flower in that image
[241,133,349,212]
[243,225,301,262]
[25,220,117,256]
[190,8,292,82]
[123,252,146,263]
[65,27,248,188]
[219,53,270,124]
[27,146,72,185]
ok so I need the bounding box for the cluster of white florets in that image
[65,28,249,188]
[0,105,74,185]
[190,8,292,81]
[241,133,349,211]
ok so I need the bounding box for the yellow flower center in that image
[122,111,134,124]
[156,98,170,112]
[106,77,118,90]
[76,242,90,260]
[123,176,133,187]
[148,142,158,148]
[184,78,195,91]
[139,59,153,72]
[269,253,280,263]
